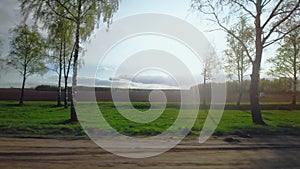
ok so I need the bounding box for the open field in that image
[1,88,300,105]
[0,101,299,168]
[0,101,299,138]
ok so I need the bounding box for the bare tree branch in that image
[208,4,254,63]
[246,0,257,7]
[262,0,272,8]
[204,28,223,32]
[263,24,300,48]
[262,1,300,45]
[261,1,284,29]
[231,0,256,18]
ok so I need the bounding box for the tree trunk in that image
[237,76,243,108]
[237,53,242,108]
[292,48,297,106]
[203,73,207,108]
[57,72,62,107]
[249,68,265,125]
[237,90,242,108]
[70,37,79,122]
[292,78,297,106]
[64,76,68,108]
[250,62,265,125]
[63,35,70,109]
[19,73,26,106]
[250,3,266,125]
[57,70,61,107]
[237,81,242,108]
[70,1,81,122]
[57,44,63,107]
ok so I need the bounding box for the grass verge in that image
[0,101,299,138]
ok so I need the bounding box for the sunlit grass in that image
[0,101,299,138]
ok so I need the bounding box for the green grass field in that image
[0,101,299,138]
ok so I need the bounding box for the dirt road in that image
[0,136,299,169]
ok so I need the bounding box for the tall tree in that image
[267,27,300,106]
[0,39,3,67]
[0,39,2,55]
[47,28,64,107]
[191,0,300,125]
[6,24,47,106]
[202,46,219,107]
[21,0,119,121]
[225,17,253,107]
[62,43,74,109]
[45,4,75,107]
[0,39,4,72]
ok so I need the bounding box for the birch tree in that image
[268,27,300,106]
[7,24,47,106]
[191,0,300,124]
[21,0,119,121]
[225,17,253,107]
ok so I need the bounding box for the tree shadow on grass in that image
[53,119,78,125]
[35,104,62,108]
[231,125,300,137]
[4,104,20,107]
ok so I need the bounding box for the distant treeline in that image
[195,78,298,95]
[34,85,181,92]
[36,77,296,94]
[226,78,296,94]
[35,85,111,91]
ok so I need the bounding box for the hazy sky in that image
[0,0,274,89]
